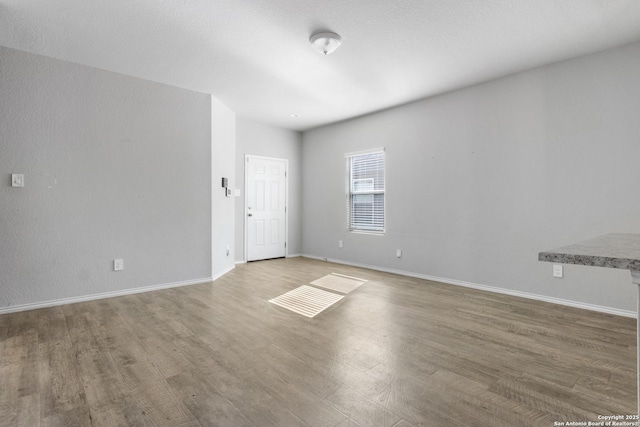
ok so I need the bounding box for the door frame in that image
[244,154,289,262]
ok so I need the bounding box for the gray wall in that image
[0,46,212,309]
[302,41,640,313]
[235,118,302,262]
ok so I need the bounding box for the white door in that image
[246,156,287,261]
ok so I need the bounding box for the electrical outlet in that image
[11,174,24,187]
[114,259,124,271]
[553,264,563,278]
[338,240,343,248]
[396,249,402,258]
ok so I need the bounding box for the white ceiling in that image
[2,0,640,131]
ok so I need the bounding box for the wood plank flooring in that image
[0,257,636,426]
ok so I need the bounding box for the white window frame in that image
[345,148,385,234]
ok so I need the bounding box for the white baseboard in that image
[213,264,235,281]
[0,276,214,315]
[301,254,636,318]
[235,254,301,264]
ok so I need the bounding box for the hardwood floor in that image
[0,257,636,426]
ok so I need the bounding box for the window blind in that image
[345,149,385,232]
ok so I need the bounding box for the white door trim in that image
[244,154,288,262]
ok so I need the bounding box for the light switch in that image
[11,174,24,187]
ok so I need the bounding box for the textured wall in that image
[234,118,302,261]
[302,41,640,313]
[0,46,212,309]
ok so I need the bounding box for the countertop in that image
[538,233,640,271]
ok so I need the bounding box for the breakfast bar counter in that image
[539,233,640,416]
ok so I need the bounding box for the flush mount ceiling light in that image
[309,31,342,55]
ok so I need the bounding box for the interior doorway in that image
[245,155,288,261]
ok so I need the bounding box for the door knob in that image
[248,213,253,217]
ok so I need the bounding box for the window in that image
[345,149,385,233]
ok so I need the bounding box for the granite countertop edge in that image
[538,252,640,271]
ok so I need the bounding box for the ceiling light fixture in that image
[309,31,342,55]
